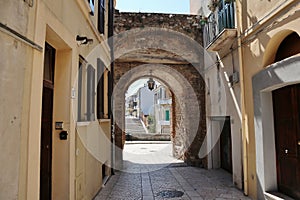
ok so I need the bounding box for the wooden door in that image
[40,86,53,200]
[220,117,232,173]
[40,43,55,200]
[273,84,300,199]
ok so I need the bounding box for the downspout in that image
[236,0,249,196]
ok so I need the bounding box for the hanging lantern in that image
[147,78,155,91]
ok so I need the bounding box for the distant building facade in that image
[126,94,138,117]
[154,85,172,134]
[137,85,155,121]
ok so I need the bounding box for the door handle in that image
[284,149,288,154]
[298,141,300,146]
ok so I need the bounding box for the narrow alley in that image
[1,0,300,200]
[94,142,250,200]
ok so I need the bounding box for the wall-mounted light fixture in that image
[76,35,93,45]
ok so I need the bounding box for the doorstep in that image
[265,192,295,200]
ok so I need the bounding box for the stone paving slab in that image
[94,165,251,200]
[94,143,251,200]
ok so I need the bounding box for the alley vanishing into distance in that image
[94,142,250,200]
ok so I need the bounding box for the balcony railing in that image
[157,99,172,105]
[203,1,236,49]
[218,1,235,32]
[158,121,170,126]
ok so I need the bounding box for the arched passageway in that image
[113,63,206,169]
[111,13,215,171]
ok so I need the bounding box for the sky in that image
[126,79,148,98]
[126,79,161,98]
[116,0,190,14]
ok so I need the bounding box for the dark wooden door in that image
[273,84,300,199]
[40,43,55,200]
[40,86,53,200]
[220,117,232,173]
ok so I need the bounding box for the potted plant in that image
[200,16,208,26]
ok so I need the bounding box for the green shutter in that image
[165,110,170,121]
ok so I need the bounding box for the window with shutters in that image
[165,110,170,121]
[97,58,105,119]
[78,56,96,122]
[98,0,105,34]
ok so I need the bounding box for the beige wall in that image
[239,0,300,198]
[76,121,111,200]
[0,1,37,199]
[240,0,292,33]
[202,1,300,198]
[0,0,112,199]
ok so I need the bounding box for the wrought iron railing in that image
[203,1,235,48]
[203,13,217,48]
[218,1,235,32]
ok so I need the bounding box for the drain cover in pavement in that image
[156,190,184,198]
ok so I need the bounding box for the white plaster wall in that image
[207,120,221,169]
[139,86,154,116]
[204,51,243,188]
[190,0,211,16]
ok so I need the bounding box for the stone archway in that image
[113,62,206,169]
[112,12,210,170]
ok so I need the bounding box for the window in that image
[165,110,170,121]
[88,0,95,15]
[107,70,112,118]
[97,58,105,119]
[87,65,95,121]
[108,0,114,37]
[43,43,56,83]
[78,56,96,121]
[98,0,105,34]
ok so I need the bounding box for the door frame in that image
[252,56,300,199]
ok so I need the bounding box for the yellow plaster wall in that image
[0,1,38,199]
[241,0,291,33]
[240,1,300,198]
[0,0,112,199]
[76,120,111,200]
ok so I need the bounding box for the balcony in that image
[157,99,172,105]
[158,121,170,126]
[203,1,237,52]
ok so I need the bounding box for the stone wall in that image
[114,10,202,41]
[114,61,207,167]
[113,11,207,168]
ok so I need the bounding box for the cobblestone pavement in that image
[94,142,251,200]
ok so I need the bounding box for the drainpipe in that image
[236,0,249,196]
